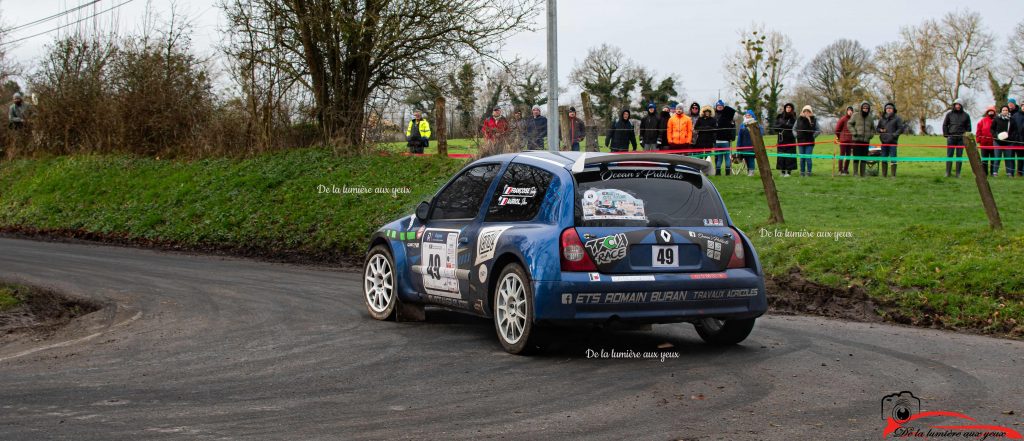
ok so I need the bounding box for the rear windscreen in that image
[574,167,727,227]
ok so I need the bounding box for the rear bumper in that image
[533,268,767,324]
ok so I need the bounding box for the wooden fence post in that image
[745,119,785,224]
[557,105,569,150]
[963,133,1002,230]
[435,97,447,157]
[581,92,599,152]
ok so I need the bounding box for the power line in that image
[2,0,136,47]
[7,0,102,34]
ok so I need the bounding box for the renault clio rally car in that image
[362,151,767,354]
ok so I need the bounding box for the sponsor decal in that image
[426,294,469,309]
[497,185,537,206]
[599,169,691,181]
[585,233,629,265]
[422,229,462,298]
[689,273,728,279]
[702,218,725,227]
[610,275,655,282]
[384,229,420,242]
[706,240,722,261]
[560,288,759,304]
[581,189,647,221]
[589,272,601,282]
[478,264,488,283]
[880,391,1021,439]
[475,226,513,265]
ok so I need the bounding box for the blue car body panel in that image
[366,151,768,325]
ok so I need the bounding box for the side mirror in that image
[415,200,430,221]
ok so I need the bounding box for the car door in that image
[410,163,502,311]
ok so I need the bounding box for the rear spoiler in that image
[570,152,712,175]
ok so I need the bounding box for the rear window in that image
[573,167,727,227]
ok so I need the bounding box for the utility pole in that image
[546,0,559,152]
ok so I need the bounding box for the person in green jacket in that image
[406,110,432,154]
[846,101,874,177]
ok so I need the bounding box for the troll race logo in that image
[881,391,1021,439]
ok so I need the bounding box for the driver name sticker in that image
[422,228,461,298]
[497,185,537,206]
[582,189,647,221]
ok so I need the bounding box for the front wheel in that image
[694,317,755,345]
[492,263,539,354]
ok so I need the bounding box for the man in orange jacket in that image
[666,103,693,150]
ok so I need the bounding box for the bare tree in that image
[724,25,766,118]
[570,44,639,126]
[926,9,994,111]
[506,60,547,113]
[801,39,874,116]
[893,25,947,133]
[725,24,797,121]
[219,0,541,154]
[763,30,798,120]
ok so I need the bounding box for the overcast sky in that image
[2,0,1022,112]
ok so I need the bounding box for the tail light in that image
[727,228,747,268]
[561,228,598,272]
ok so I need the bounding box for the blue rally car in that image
[363,151,767,354]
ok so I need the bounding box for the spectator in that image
[565,107,586,152]
[481,107,510,155]
[714,100,737,175]
[794,105,820,177]
[835,106,854,176]
[773,103,798,177]
[524,106,548,150]
[876,102,906,177]
[605,109,637,152]
[1009,98,1024,177]
[657,105,671,149]
[688,102,701,127]
[736,110,761,176]
[694,105,718,161]
[405,110,431,154]
[692,104,716,157]
[942,100,971,178]
[847,101,875,178]
[509,110,525,149]
[639,103,661,151]
[992,105,1018,177]
[976,106,996,176]
[9,92,28,130]
[666,103,693,150]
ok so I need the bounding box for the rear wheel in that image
[694,317,755,345]
[363,245,397,320]
[493,263,538,354]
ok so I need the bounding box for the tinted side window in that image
[485,163,554,222]
[431,164,501,220]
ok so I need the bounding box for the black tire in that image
[492,263,539,354]
[363,244,397,321]
[694,317,756,345]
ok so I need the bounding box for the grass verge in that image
[1,137,1022,336]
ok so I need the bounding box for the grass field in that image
[0,285,21,312]
[1,135,1022,335]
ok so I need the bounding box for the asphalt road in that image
[1,237,1021,440]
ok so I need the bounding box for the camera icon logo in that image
[881,391,921,423]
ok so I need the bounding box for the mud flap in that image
[395,301,426,322]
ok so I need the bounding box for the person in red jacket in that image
[834,106,854,176]
[976,106,996,176]
[481,106,510,156]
